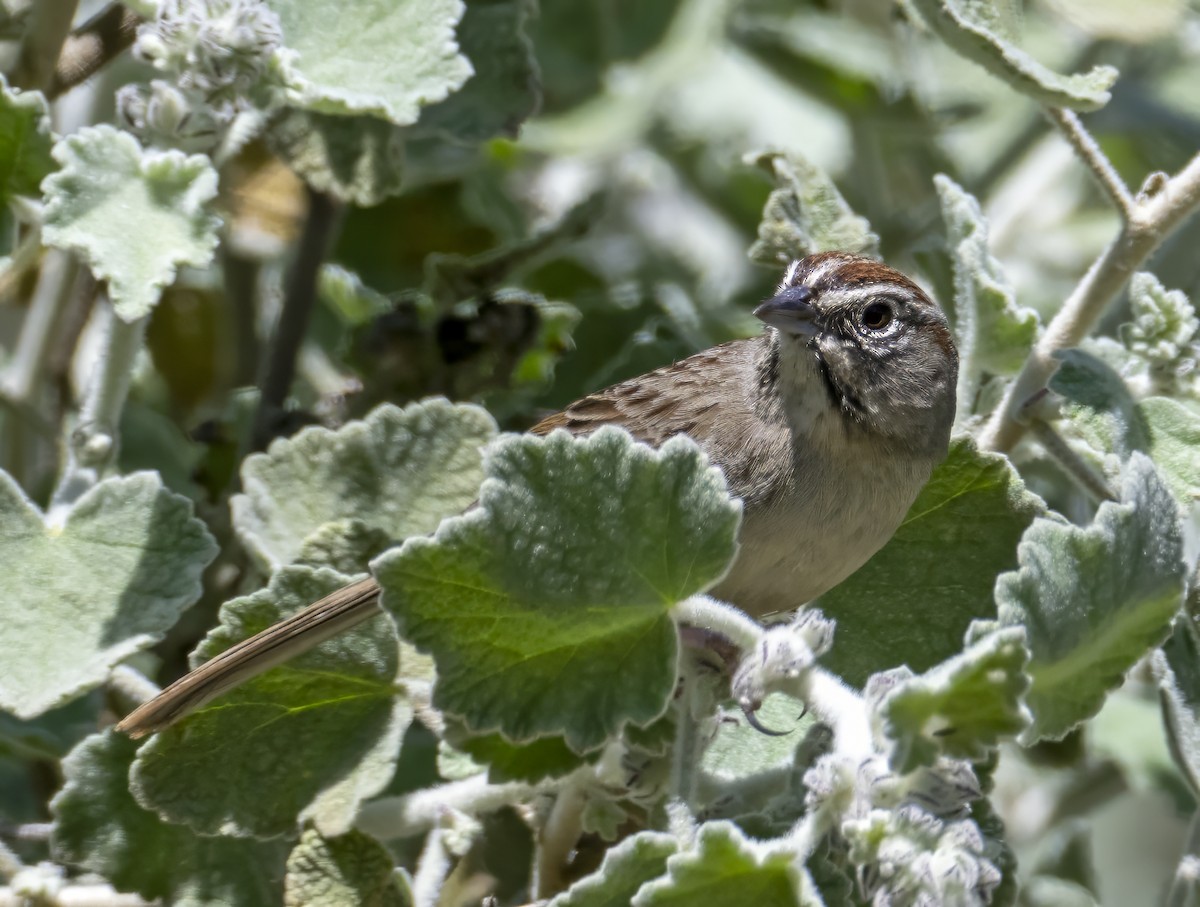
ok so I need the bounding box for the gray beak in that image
[753,285,820,337]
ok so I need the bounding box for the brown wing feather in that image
[531,338,756,446]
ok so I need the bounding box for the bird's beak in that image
[753,285,820,337]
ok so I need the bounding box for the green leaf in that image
[0,75,54,203]
[1052,350,1200,504]
[41,125,220,321]
[934,174,1039,420]
[549,832,678,907]
[375,427,741,752]
[269,109,405,207]
[878,626,1032,773]
[51,730,287,906]
[268,0,472,123]
[746,149,878,267]
[232,400,497,571]
[412,0,541,144]
[702,694,811,782]
[997,455,1186,742]
[0,472,216,718]
[285,828,412,907]
[906,0,1118,110]
[819,437,1043,687]
[448,724,596,783]
[131,566,410,838]
[633,822,819,906]
[1153,623,1200,795]
[319,264,392,326]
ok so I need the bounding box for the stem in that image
[1045,108,1134,218]
[979,150,1200,452]
[221,247,261,387]
[355,775,538,840]
[1025,416,1116,503]
[782,667,873,764]
[2,249,78,403]
[48,309,148,521]
[1167,811,1200,907]
[532,776,587,900]
[411,827,451,907]
[108,664,160,708]
[672,594,764,654]
[669,679,702,808]
[12,0,80,92]
[252,188,341,450]
[47,3,142,100]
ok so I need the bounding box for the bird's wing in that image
[531,338,758,447]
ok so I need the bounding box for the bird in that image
[117,251,959,738]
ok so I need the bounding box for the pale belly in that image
[710,453,929,619]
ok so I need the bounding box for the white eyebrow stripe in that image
[779,259,803,290]
[827,284,922,306]
[800,256,842,289]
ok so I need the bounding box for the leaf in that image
[997,455,1186,742]
[906,0,1118,110]
[319,264,392,326]
[268,0,472,124]
[0,75,54,203]
[934,174,1039,420]
[412,0,541,144]
[130,566,411,838]
[702,694,811,781]
[0,472,216,718]
[1153,622,1200,795]
[285,828,412,907]
[51,730,287,906]
[632,821,819,906]
[746,149,878,266]
[374,427,741,752]
[232,400,497,571]
[1052,350,1200,503]
[878,626,1032,773]
[41,125,220,321]
[269,109,405,207]
[447,724,597,783]
[819,437,1043,687]
[549,832,678,907]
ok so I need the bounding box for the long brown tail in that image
[115,577,383,738]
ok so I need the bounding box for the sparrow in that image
[117,251,958,737]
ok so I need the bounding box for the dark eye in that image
[860,303,893,331]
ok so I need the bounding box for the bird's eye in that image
[860,303,893,331]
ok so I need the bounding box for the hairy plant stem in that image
[411,825,451,907]
[107,664,160,708]
[979,150,1200,452]
[533,774,587,900]
[1045,108,1134,216]
[252,188,341,450]
[355,775,538,841]
[49,309,148,522]
[1168,810,1200,907]
[12,0,80,92]
[47,3,141,100]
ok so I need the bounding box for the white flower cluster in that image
[117,0,287,153]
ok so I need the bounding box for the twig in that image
[221,248,261,386]
[411,826,452,907]
[1044,108,1134,218]
[48,3,142,100]
[1167,811,1200,907]
[252,188,341,450]
[979,150,1200,452]
[532,776,586,900]
[48,307,149,521]
[11,0,80,91]
[108,664,161,708]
